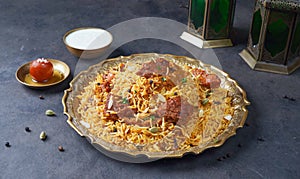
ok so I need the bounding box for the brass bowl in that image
[62,53,250,163]
[63,27,113,59]
[16,59,70,88]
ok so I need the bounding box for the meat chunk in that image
[199,74,221,88]
[205,74,221,88]
[136,58,171,76]
[157,96,181,124]
[191,68,221,88]
[103,94,136,121]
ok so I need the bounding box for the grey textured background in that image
[0,0,299,178]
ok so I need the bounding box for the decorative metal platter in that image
[62,53,250,163]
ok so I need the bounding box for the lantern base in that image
[239,49,300,75]
[180,32,233,48]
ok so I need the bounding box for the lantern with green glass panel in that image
[240,0,300,74]
[181,0,236,48]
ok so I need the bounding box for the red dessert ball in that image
[29,58,54,82]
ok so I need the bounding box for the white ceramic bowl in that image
[63,27,113,59]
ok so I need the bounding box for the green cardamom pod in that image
[45,109,56,116]
[40,131,47,140]
[149,127,159,133]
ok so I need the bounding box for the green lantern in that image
[181,0,236,48]
[240,0,300,74]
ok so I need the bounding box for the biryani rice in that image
[77,57,233,152]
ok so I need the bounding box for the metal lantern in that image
[181,0,236,48]
[240,0,300,74]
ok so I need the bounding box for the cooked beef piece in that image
[179,99,196,122]
[198,74,221,88]
[191,68,221,88]
[104,94,136,121]
[157,96,181,124]
[116,105,136,118]
[204,74,221,88]
[136,58,171,76]
[156,96,197,125]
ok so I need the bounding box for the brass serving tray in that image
[16,59,70,88]
[62,53,250,163]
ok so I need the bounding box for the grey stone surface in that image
[0,0,299,178]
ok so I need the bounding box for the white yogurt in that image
[65,28,112,50]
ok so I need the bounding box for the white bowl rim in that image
[63,27,113,51]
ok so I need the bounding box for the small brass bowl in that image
[16,59,70,88]
[63,27,113,59]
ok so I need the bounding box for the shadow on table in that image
[231,27,249,46]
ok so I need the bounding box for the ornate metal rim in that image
[259,0,300,13]
[62,53,250,162]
